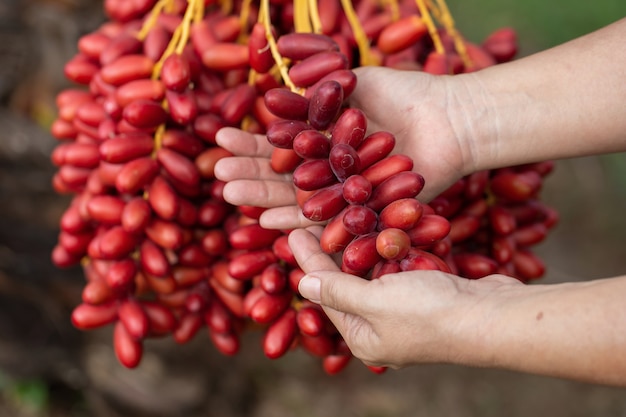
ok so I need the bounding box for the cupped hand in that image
[215,66,476,228]
[290,227,523,369]
[214,127,320,229]
[349,66,473,202]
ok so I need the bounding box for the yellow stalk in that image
[260,0,300,93]
[414,0,444,54]
[294,0,313,33]
[152,124,166,155]
[137,0,173,41]
[238,0,253,42]
[434,0,472,67]
[307,0,323,33]
[221,0,233,15]
[382,0,400,21]
[340,0,374,66]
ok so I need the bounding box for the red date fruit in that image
[249,291,292,324]
[305,69,357,99]
[292,130,331,159]
[121,197,152,234]
[118,299,150,339]
[329,143,360,182]
[99,226,138,259]
[453,253,499,279]
[87,195,125,224]
[320,208,355,254]
[201,43,249,71]
[406,214,451,246]
[342,232,382,273]
[356,131,396,169]
[71,302,118,330]
[482,27,518,63]
[263,308,297,359]
[148,176,179,220]
[264,88,310,120]
[161,53,191,91]
[377,15,427,54]
[330,108,367,148]
[342,205,377,235]
[366,171,425,212]
[142,301,177,336]
[302,183,347,222]
[448,214,481,244]
[512,249,545,280]
[266,120,312,149]
[99,132,155,163]
[293,159,336,191]
[113,321,143,369]
[140,239,170,277]
[288,50,349,87]
[101,54,154,86]
[308,80,344,130]
[228,249,277,280]
[220,84,256,124]
[106,259,137,292]
[277,33,339,61]
[361,154,414,188]
[296,306,325,337]
[376,228,411,260]
[342,174,372,205]
[165,89,198,125]
[488,205,517,236]
[229,223,283,251]
[270,147,302,173]
[378,198,423,230]
[490,171,542,202]
[371,259,402,278]
[248,22,274,73]
[157,148,201,188]
[116,157,159,194]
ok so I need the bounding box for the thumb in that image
[298,271,369,316]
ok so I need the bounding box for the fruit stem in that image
[414,0,444,55]
[382,0,401,21]
[340,0,375,66]
[308,0,323,34]
[432,0,472,68]
[137,0,174,41]
[294,0,313,33]
[260,0,301,93]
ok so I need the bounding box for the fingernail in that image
[298,275,321,304]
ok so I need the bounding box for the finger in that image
[259,206,323,230]
[215,127,274,158]
[301,270,370,317]
[288,228,340,274]
[222,180,297,208]
[215,156,291,182]
[290,229,369,317]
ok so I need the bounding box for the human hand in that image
[290,227,523,369]
[214,127,317,230]
[215,67,475,229]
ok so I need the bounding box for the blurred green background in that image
[0,0,625,416]
[453,0,626,54]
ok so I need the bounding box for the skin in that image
[214,17,626,386]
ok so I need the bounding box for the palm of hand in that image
[214,67,468,228]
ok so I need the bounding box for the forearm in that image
[454,276,626,386]
[451,17,626,173]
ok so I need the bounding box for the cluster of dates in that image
[262,33,453,278]
[49,0,556,374]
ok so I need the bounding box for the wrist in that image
[438,73,496,177]
[436,274,528,368]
